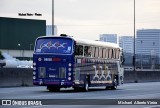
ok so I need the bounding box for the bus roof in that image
[72,37,120,49]
[37,36,121,49]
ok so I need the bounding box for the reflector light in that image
[68,63,72,66]
[33,76,36,79]
[38,58,42,61]
[68,72,71,76]
[33,62,36,66]
[33,67,36,70]
[33,71,36,75]
[68,68,71,71]
[68,77,71,80]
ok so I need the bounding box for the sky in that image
[0,0,160,40]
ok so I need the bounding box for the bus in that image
[33,35,124,92]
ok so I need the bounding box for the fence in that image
[123,53,160,70]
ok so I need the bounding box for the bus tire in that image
[105,86,110,90]
[111,78,117,90]
[83,78,89,92]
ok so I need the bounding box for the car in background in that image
[0,60,6,68]
[17,65,30,68]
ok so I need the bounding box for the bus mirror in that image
[121,55,125,65]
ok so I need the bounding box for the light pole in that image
[52,0,54,35]
[18,43,21,59]
[133,0,137,83]
[18,43,24,60]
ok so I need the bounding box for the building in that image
[119,36,134,54]
[0,17,46,60]
[99,34,118,44]
[119,36,134,66]
[136,29,160,69]
[46,25,57,35]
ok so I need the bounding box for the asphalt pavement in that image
[0,82,160,108]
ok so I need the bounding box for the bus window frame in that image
[84,46,92,57]
[99,47,103,58]
[116,49,120,59]
[112,49,115,59]
[92,47,96,58]
[75,44,83,56]
[95,47,99,58]
[34,37,74,55]
[102,48,106,58]
[105,48,108,59]
[108,48,112,59]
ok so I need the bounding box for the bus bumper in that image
[33,80,73,87]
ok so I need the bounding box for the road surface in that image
[0,82,160,108]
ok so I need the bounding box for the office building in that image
[99,34,118,44]
[46,25,57,35]
[136,29,160,68]
[119,36,134,54]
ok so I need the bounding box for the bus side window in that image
[75,45,83,56]
[112,49,116,59]
[84,46,91,57]
[108,49,111,59]
[102,48,106,58]
[106,48,108,59]
[116,49,120,59]
[92,47,96,57]
[99,47,102,58]
[95,47,99,58]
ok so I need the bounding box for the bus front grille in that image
[59,67,66,78]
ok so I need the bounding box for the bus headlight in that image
[68,77,71,80]
[68,68,71,71]
[33,67,36,70]
[33,62,36,66]
[33,71,36,75]
[68,72,71,76]
[68,63,72,66]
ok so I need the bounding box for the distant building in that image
[46,25,57,35]
[136,29,160,56]
[119,36,134,66]
[0,17,46,60]
[99,34,118,44]
[119,36,134,54]
[136,29,160,68]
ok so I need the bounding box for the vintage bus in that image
[33,35,124,91]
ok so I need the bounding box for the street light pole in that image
[18,44,21,59]
[52,0,54,35]
[133,0,137,83]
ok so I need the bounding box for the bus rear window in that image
[35,38,73,54]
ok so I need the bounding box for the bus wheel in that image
[83,79,89,92]
[111,78,117,90]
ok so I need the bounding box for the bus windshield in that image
[35,38,73,54]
